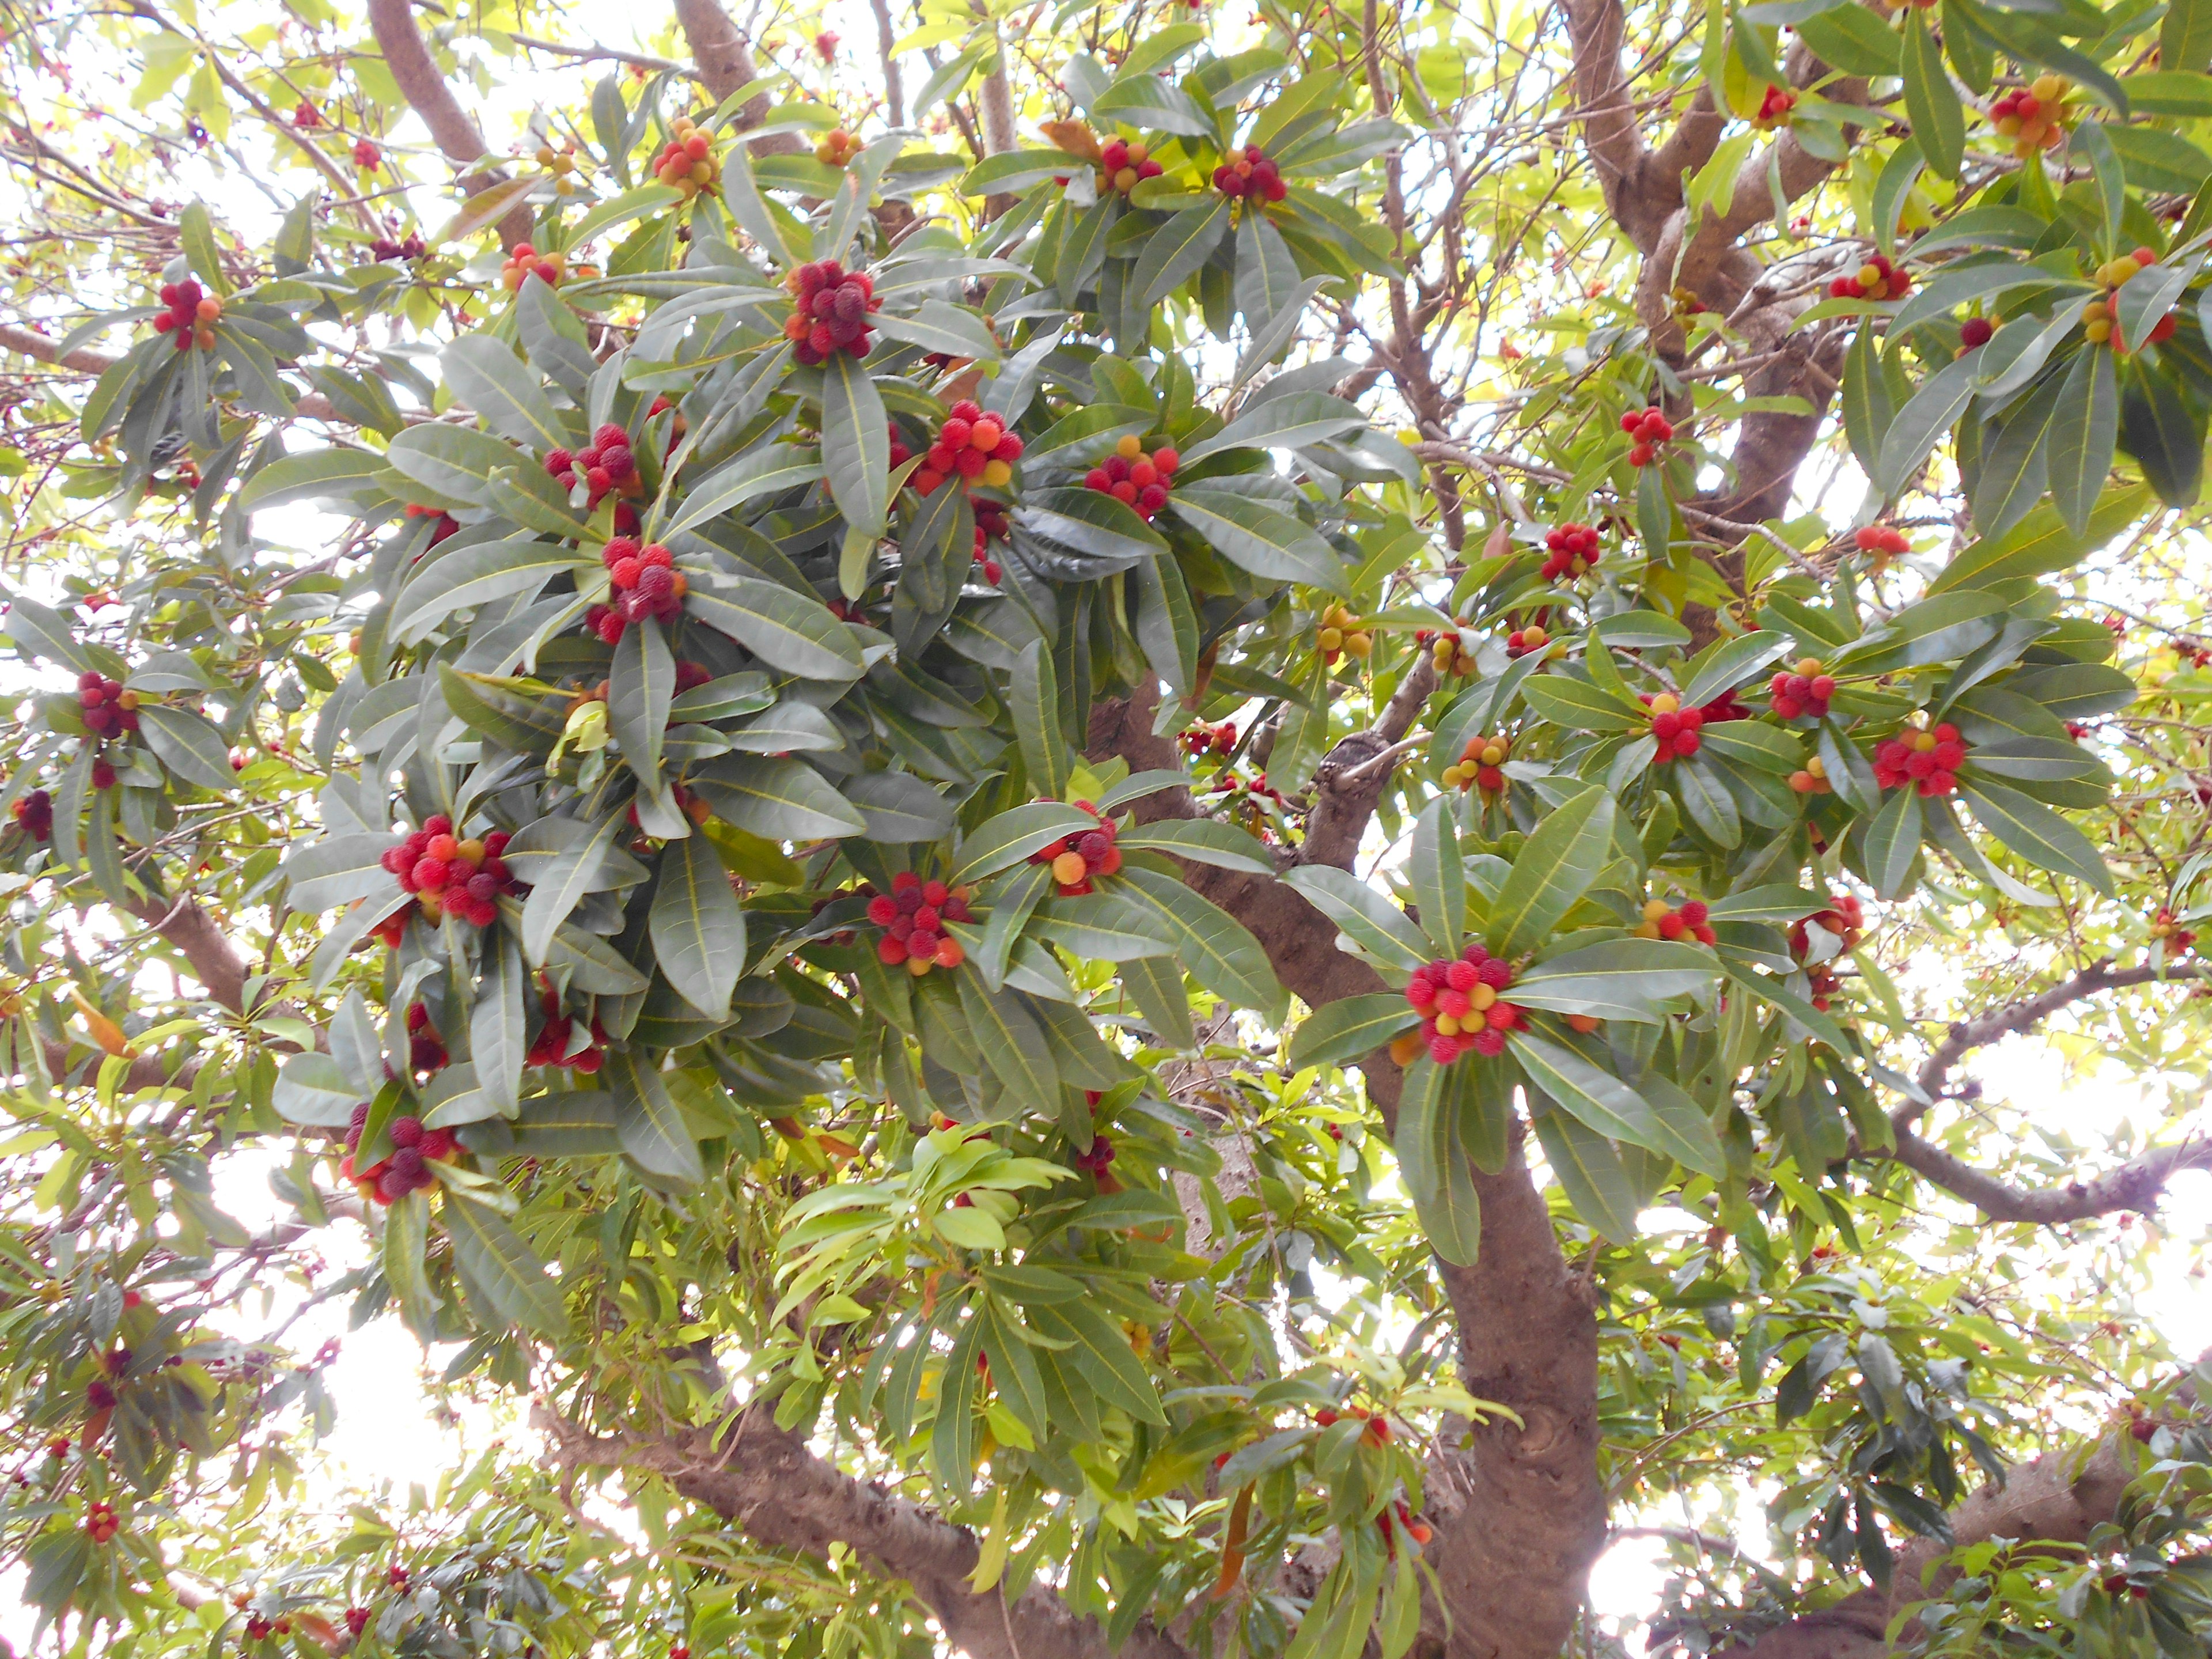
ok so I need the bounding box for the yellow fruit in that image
[2032,73,2065,100]
[1434,1014,1461,1037]
[1052,850,1088,885]
[1480,744,1505,766]
[2086,319,2112,343]
[1116,434,1143,460]
[1346,632,1373,658]
[1796,657,1821,676]
[1650,693,1680,714]
[982,459,1013,487]
[1442,764,1465,786]
[1911,730,1938,752]
[1318,626,1343,651]
[1806,755,1827,778]
[1469,983,1498,1011]
[907,955,932,977]
[1643,897,1672,922]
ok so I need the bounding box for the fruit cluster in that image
[1315,604,1373,665]
[1767,657,1835,721]
[353,138,381,171]
[404,503,461,545]
[1642,692,1705,762]
[293,100,320,128]
[1988,75,2069,158]
[84,1501,119,1544]
[652,115,719,198]
[501,242,567,292]
[404,1003,448,1075]
[1854,524,1910,559]
[1073,1133,1117,1177]
[1872,721,1967,796]
[1397,945,1524,1063]
[341,1105,457,1205]
[1753,85,1796,128]
[1957,316,1994,355]
[344,1609,372,1637]
[1786,754,1832,796]
[2152,907,2197,956]
[1097,137,1164,195]
[868,872,974,972]
[912,399,1024,495]
[1416,624,1479,676]
[1620,406,1674,466]
[1442,734,1509,794]
[1312,1403,1393,1446]
[782,260,880,363]
[526,980,606,1071]
[2083,249,2173,349]
[1503,621,1556,659]
[1182,721,1238,757]
[1031,802,1122,895]
[12,789,52,842]
[1377,1499,1434,1553]
[1790,893,1866,960]
[816,127,861,167]
[1213,144,1287,201]
[1635,897,1715,944]
[973,499,1009,585]
[1207,770,1286,805]
[75,672,140,740]
[1825,254,1911,302]
[378,817,519,929]
[545,422,642,510]
[151,280,220,352]
[533,142,585,189]
[1084,436,1180,519]
[1541,523,1601,581]
[588,537,688,642]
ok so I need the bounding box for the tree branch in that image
[363,0,533,249]
[539,1401,1191,1659]
[0,321,344,422]
[870,0,906,130]
[672,0,801,153]
[1882,1129,2212,1224]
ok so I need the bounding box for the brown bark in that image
[363,0,533,250]
[672,0,802,153]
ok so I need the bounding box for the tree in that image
[3,0,2212,1654]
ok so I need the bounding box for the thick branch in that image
[870,0,906,129]
[541,1402,1189,1659]
[1883,1130,2212,1224]
[363,0,533,249]
[126,893,260,1016]
[671,0,801,153]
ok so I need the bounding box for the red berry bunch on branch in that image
[405,1003,448,1074]
[2153,908,2197,956]
[1504,620,1555,659]
[1635,897,1715,944]
[353,138,381,171]
[151,281,220,352]
[342,1107,457,1205]
[1097,137,1163,194]
[343,1609,372,1638]
[403,503,460,545]
[1541,523,1601,581]
[652,115,719,198]
[1620,406,1673,467]
[914,399,1024,495]
[1873,721,1968,796]
[1031,802,1122,894]
[589,537,688,642]
[84,1501,119,1544]
[12,789,53,842]
[868,873,973,973]
[526,979,605,1071]
[77,672,139,740]
[500,242,567,291]
[973,499,1009,585]
[1768,656,1836,721]
[1182,721,1238,758]
[368,231,428,262]
[1854,524,1910,559]
[1642,692,1704,762]
[1213,144,1287,201]
[545,423,641,509]
[1399,945,1524,1063]
[1207,770,1286,805]
[1416,624,1479,676]
[782,260,878,363]
[1825,255,1912,302]
[378,816,518,929]
[1753,85,1797,128]
[1789,893,1866,960]
[1084,435,1179,520]
[1442,734,1509,794]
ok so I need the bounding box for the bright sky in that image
[7,2,2211,1649]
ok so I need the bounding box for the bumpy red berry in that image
[782,260,878,364]
[1396,943,1524,1065]
[1213,143,1287,202]
[1872,721,1968,797]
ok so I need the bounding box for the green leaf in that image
[272,1051,364,1127]
[959,149,1099,194]
[1875,349,1978,496]
[135,704,236,790]
[0,594,92,672]
[954,802,1101,885]
[1236,210,1302,330]
[1408,796,1465,957]
[1900,7,1964,179]
[392,538,587,641]
[607,1050,705,1184]
[610,615,674,795]
[1394,1056,1481,1265]
[1012,639,1070,800]
[2121,360,2203,509]
[665,445,824,537]
[1487,785,1617,957]
[685,574,866,681]
[235,446,392,512]
[1861,785,1923,899]
[384,422,528,507]
[441,334,569,453]
[1680,631,1795,707]
[649,833,747,1017]
[1520,675,1647,732]
[1794,3,1898,72]
[692,756,868,840]
[1162,488,1346,590]
[1028,890,1177,960]
[958,972,1059,1100]
[444,1196,569,1337]
[2047,331,2119,536]
[821,350,891,537]
[382,1187,442,1331]
[1029,1301,1165,1422]
[1530,1111,1641,1243]
[1513,938,1715,1022]
[1132,197,1232,308]
[1512,1029,1724,1177]
[1283,863,1434,971]
[1288,994,1422,1071]
[1115,817,1274,874]
[472,931,527,1119]
[520,809,629,966]
[1120,865,1286,1020]
[1182,391,1368,464]
[180,200,228,291]
[1015,487,1168,569]
[283,833,399,912]
[1960,779,2113,893]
